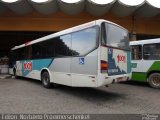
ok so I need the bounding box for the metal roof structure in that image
[0,0,160,17]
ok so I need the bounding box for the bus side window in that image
[143,43,160,60]
[17,48,25,60]
[32,39,56,59]
[131,45,142,60]
[101,23,107,45]
[24,46,32,60]
[55,34,72,57]
[71,27,98,56]
[32,44,41,59]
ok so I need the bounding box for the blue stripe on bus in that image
[108,48,127,75]
[21,58,53,77]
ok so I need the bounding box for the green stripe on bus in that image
[148,61,160,73]
[132,72,147,82]
[132,61,160,82]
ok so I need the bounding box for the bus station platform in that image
[0,74,12,79]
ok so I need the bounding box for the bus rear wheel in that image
[148,73,160,89]
[41,71,51,88]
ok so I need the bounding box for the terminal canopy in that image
[0,0,159,17]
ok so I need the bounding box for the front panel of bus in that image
[98,22,131,86]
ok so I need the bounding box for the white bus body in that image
[9,19,131,88]
[130,38,160,88]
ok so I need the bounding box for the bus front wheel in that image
[148,73,160,89]
[41,71,51,88]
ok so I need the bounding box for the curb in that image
[0,75,12,79]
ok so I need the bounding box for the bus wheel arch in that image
[147,71,160,89]
[41,69,52,88]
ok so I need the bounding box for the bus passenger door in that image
[131,45,144,81]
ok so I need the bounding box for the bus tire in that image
[41,71,51,88]
[148,73,160,89]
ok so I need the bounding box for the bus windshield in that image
[102,22,129,50]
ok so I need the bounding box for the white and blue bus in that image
[9,19,131,88]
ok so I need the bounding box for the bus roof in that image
[130,38,160,46]
[11,19,127,50]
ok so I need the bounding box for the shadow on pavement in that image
[56,86,127,103]
[121,80,150,88]
[14,77,126,103]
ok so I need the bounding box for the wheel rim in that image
[43,75,49,86]
[150,74,160,87]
